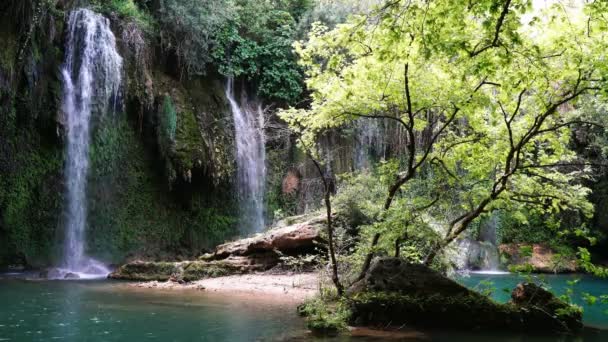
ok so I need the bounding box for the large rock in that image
[110,217,322,281]
[511,282,583,332]
[499,244,577,273]
[213,218,323,258]
[347,258,582,333]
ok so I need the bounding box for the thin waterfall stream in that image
[226,78,266,233]
[59,8,122,278]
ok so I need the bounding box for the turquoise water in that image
[0,279,306,341]
[458,273,608,329]
[0,274,606,341]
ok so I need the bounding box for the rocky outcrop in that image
[499,244,577,273]
[347,258,582,333]
[213,219,322,259]
[110,217,324,281]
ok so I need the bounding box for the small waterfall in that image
[226,78,266,233]
[60,8,122,278]
[457,213,509,275]
[354,118,386,170]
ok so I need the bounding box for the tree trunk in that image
[394,237,401,258]
[324,188,343,296]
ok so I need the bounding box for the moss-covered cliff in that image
[0,0,240,268]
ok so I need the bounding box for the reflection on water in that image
[0,276,606,341]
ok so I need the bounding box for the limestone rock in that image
[214,219,323,258]
[499,243,577,273]
[111,216,323,281]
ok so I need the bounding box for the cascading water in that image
[457,213,509,275]
[60,8,122,278]
[354,118,386,170]
[226,78,266,233]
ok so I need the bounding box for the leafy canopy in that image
[281,0,608,257]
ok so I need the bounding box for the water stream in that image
[226,78,266,233]
[60,8,122,278]
[354,117,386,170]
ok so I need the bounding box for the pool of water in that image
[0,279,306,341]
[0,274,606,341]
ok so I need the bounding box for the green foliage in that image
[91,0,155,31]
[331,171,446,275]
[519,245,533,258]
[281,0,608,264]
[474,279,496,297]
[157,0,235,76]
[211,0,308,103]
[577,247,608,278]
[298,296,350,334]
[1,140,63,266]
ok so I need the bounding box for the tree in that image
[281,0,608,274]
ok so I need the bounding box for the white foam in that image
[469,270,511,275]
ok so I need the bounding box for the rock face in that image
[110,217,323,281]
[347,258,582,333]
[499,244,577,273]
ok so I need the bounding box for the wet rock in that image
[347,257,582,333]
[499,244,577,273]
[64,272,80,279]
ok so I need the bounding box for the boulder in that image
[347,258,582,333]
[511,282,583,332]
[213,219,323,258]
[499,244,577,273]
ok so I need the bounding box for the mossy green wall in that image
[0,1,240,268]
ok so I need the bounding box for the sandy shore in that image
[128,272,321,303]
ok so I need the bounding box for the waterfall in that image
[354,117,386,170]
[457,213,509,275]
[226,78,266,233]
[60,8,122,278]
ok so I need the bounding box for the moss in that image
[109,261,179,281]
[0,119,64,267]
[181,261,242,282]
[173,109,208,179]
[87,115,238,263]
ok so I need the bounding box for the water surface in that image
[0,274,606,341]
[0,279,305,341]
